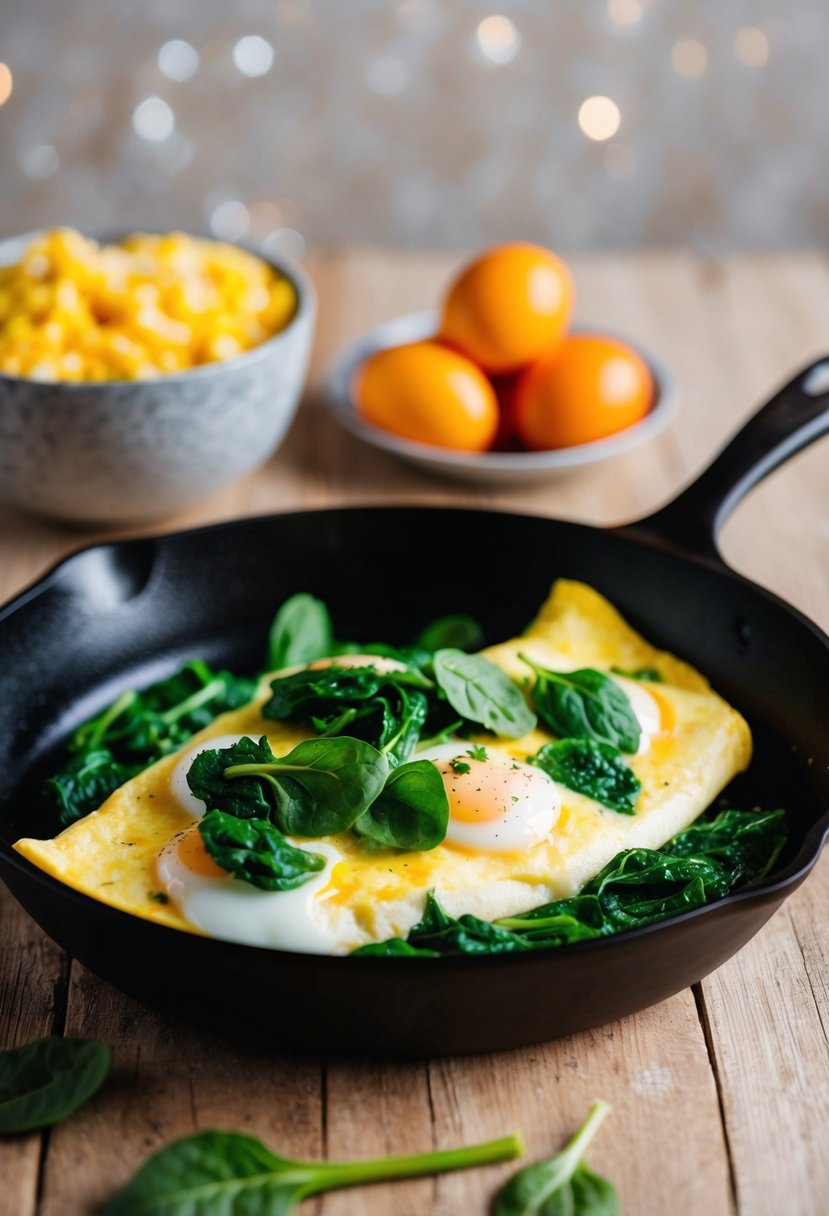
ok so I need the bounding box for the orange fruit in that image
[353,340,499,451]
[439,242,574,374]
[514,333,653,450]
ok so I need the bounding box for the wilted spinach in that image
[263,665,431,765]
[494,1100,617,1216]
[106,1127,524,1216]
[521,656,641,753]
[531,739,641,814]
[433,649,537,738]
[45,749,142,828]
[354,759,450,851]
[353,808,788,957]
[187,734,389,838]
[267,593,333,671]
[198,810,326,891]
[0,1037,111,1134]
[45,661,257,826]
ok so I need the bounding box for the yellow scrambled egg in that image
[0,228,296,382]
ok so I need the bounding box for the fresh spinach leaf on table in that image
[354,759,450,851]
[187,734,389,838]
[198,810,326,891]
[432,649,537,738]
[531,739,641,814]
[0,1037,111,1134]
[494,1100,617,1216]
[267,593,333,670]
[106,1127,524,1216]
[520,656,641,753]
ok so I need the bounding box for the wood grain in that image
[0,251,826,1215]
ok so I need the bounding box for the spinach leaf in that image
[664,807,787,886]
[0,1037,111,1134]
[267,593,333,671]
[409,892,530,955]
[433,649,536,738]
[187,735,389,837]
[521,656,641,753]
[532,740,641,814]
[494,1101,616,1216]
[416,614,484,653]
[264,665,430,765]
[351,939,439,958]
[354,759,450,851]
[198,810,326,891]
[610,665,663,683]
[45,748,142,827]
[106,1127,524,1216]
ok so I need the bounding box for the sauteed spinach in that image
[353,808,788,957]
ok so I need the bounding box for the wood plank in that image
[0,884,68,1215]
[37,962,325,1216]
[427,996,733,1215]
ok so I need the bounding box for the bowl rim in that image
[0,227,316,392]
[327,310,679,472]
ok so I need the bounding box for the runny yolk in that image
[436,760,527,824]
[177,827,227,877]
[649,687,676,735]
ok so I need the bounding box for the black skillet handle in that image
[620,358,829,562]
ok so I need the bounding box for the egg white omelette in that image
[15,581,752,954]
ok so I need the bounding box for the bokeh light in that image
[607,0,643,27]
[132,96,175,142]
[158,40,200,83]
[0,63,12,106]
[475,16,521,65]
[672,39,708,78]
[209,200,251,241]
[20,145,59,180]
[735,28,769,67]
[233,35,274,78]
[263,228,306,261]
[578,96,621,141]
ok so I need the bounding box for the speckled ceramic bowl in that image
[0,232,316,525]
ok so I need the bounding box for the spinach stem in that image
[305,1132,524,1193]
[160,678,226,726]
[82,689,138,747]
[556,1100,611,1181]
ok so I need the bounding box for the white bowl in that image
[327,311,678,484]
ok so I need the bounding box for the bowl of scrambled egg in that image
[0,228,315,524]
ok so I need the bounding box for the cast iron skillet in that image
[1,361,828,1057]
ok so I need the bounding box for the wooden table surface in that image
[1,251,828,1216]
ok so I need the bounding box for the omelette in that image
[15,581,752,954]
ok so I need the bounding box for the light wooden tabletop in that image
[1,251,828,1216]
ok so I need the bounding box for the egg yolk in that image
[174,827,227,878]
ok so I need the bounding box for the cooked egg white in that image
[14,580,752,954]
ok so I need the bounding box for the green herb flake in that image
[466,744,489,761]
[450,757,471,774]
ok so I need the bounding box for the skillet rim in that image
[0,502,827,966]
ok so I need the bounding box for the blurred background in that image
[0,0,825,255]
